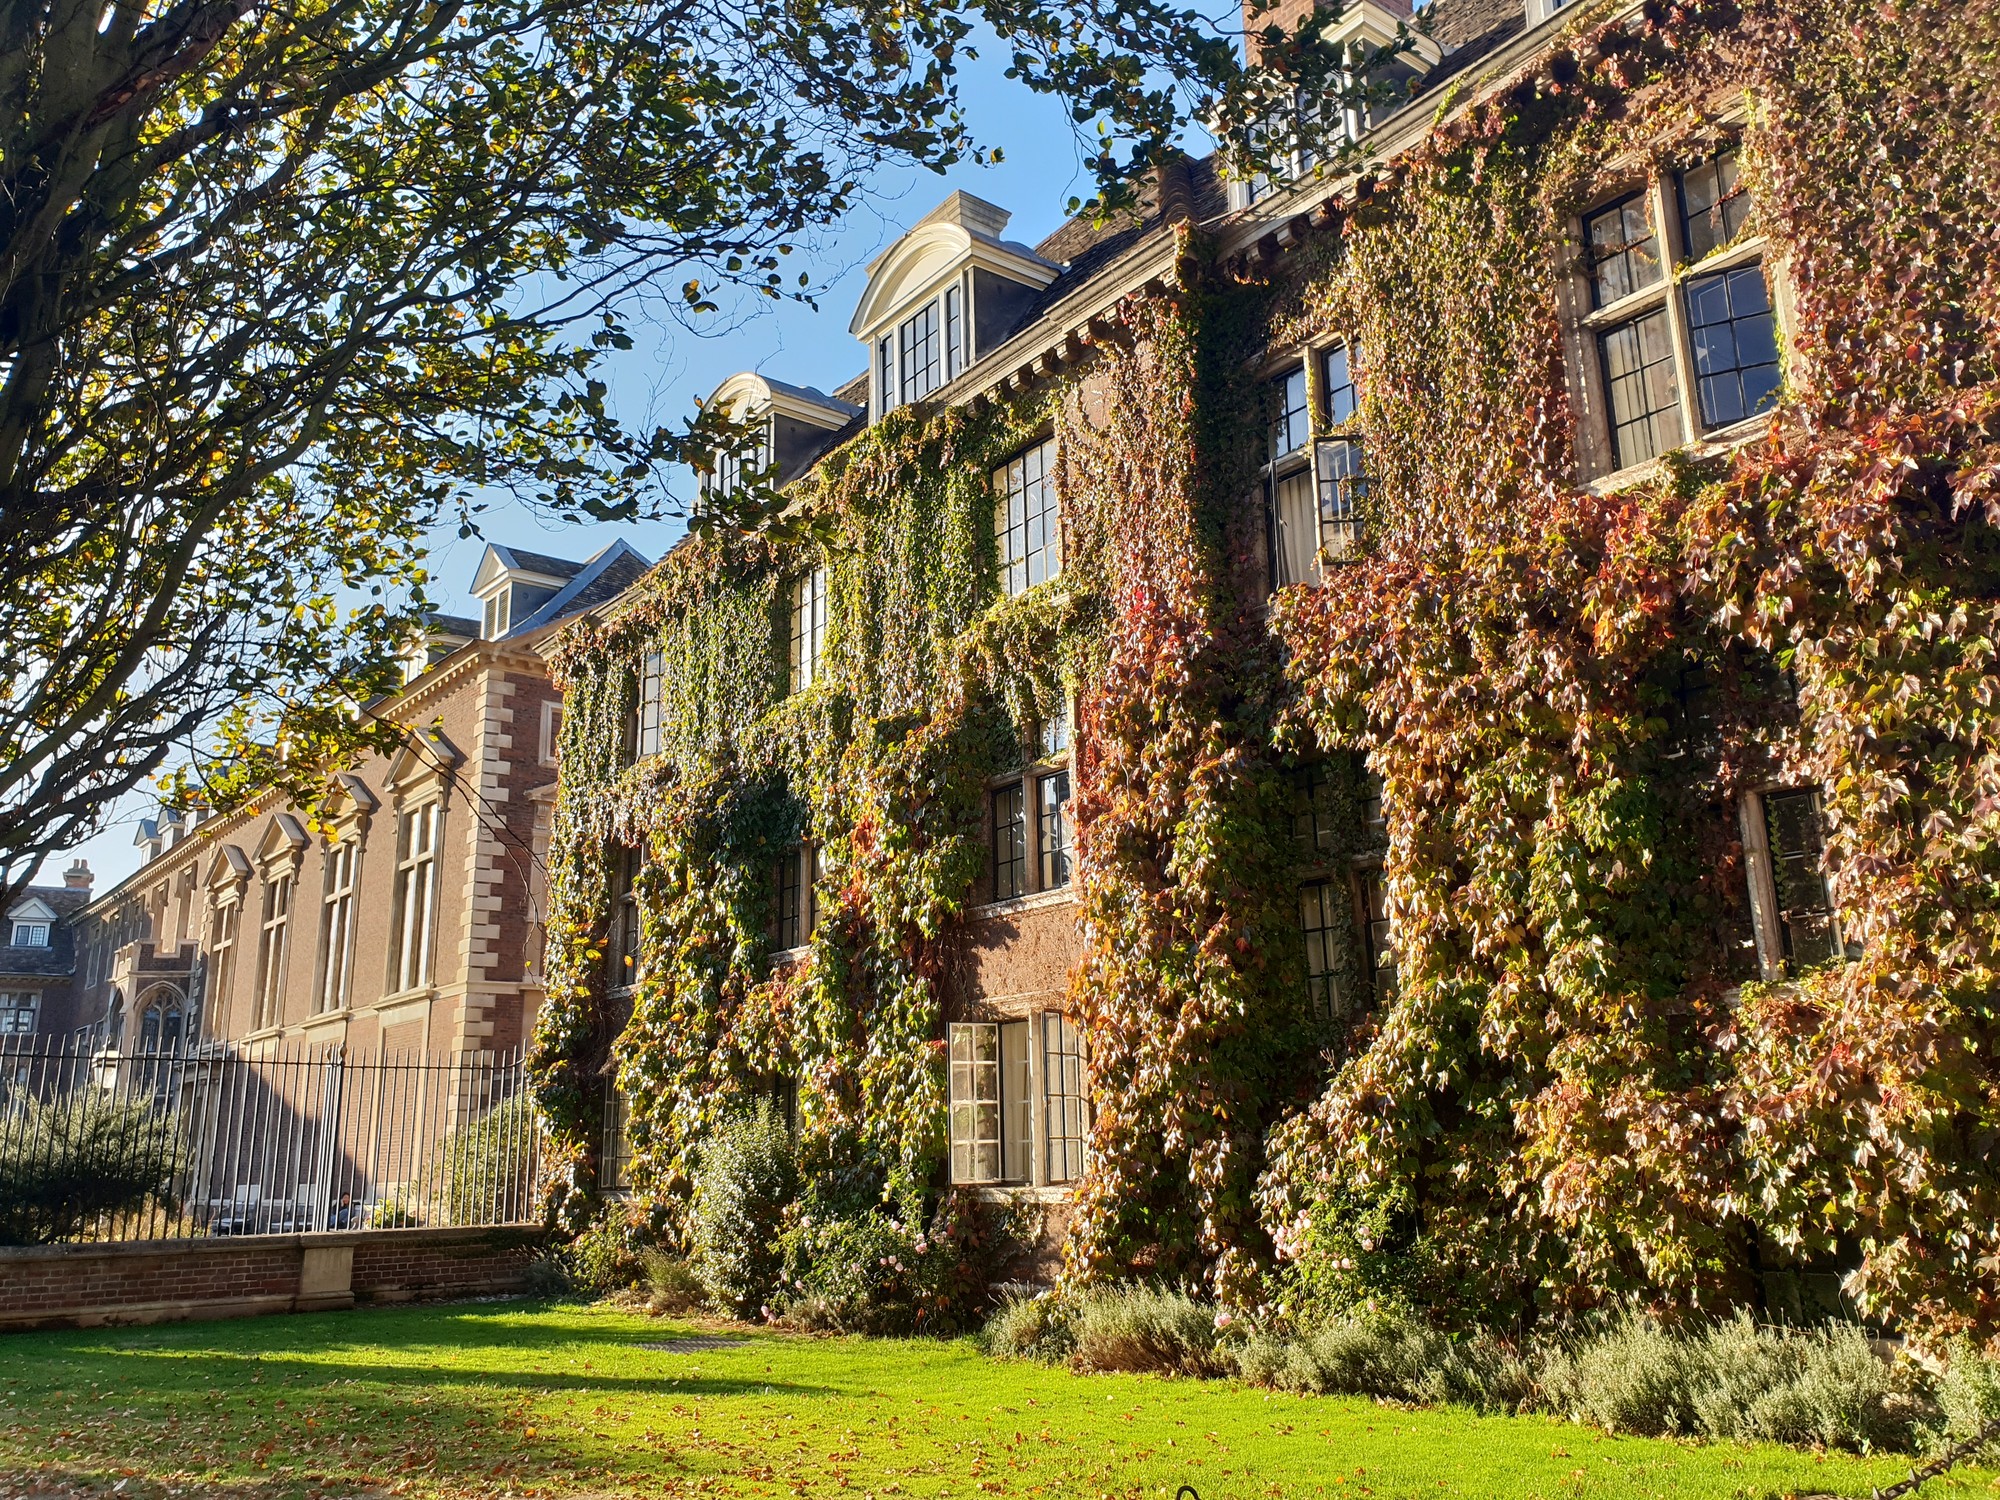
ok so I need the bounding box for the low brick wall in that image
[0,1225,543,1333]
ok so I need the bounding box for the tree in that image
[0,0,1414,899]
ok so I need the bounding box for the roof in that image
[424,611,481,639]
[506,539,651,637]
[0,885,87,978]
[487,544,586,582]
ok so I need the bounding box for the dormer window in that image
[470,544,587,642]
[11,921,49,947]
[696,375,859,515]
[878,286,966,412]
[852,193,1058,423]
[1231,1,1441,208]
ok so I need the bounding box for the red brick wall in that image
[0,1227,541,1332]
[351,1227,541,1304]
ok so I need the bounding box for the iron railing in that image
[0,1038,541,1243]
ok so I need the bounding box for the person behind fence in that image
[327,1193,355,1230]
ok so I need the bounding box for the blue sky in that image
[69,40,1181,896]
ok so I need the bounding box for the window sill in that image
[970,886,1076,921]
[1587,411,1774,494]
[768,944,812,967]
[960,1184,1075,1205]
[376,986,437,1009]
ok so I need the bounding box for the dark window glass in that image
[1269,367,1310,460]
[1038,771,1071,890]
[1290,762,1339,861]
[1360,772,1387,840]
[899,301,942,404]
[777,846,805,950]
[1600,308,1683,467]
[1678,150,1751,262]
[992,783,1027,900]
[1299,879,1348,1022]
[1363,869,1397,1003]
[877,334,894,413]
[1323,345,1358,427]
[608,846,642,992]
[1585,192,1663,307]
[1764,789,1843,966]
[1041,1012,1088,1184]
[945,284,964,380]
[1685,265,1780,429]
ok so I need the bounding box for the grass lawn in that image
[0,1300,1988,1500]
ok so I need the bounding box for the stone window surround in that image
[1561,125,1793,487]
[946,1005,1091,1191]
[976,708,1074,915]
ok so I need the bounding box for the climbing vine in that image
[531,0,2000,1344]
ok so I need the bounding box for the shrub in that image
[642,1250,707,1315]
[691,1102,798,1317]
[431,1095,537,1225]
[1937,1340,2000,1451]
[1068,1286,1229,1377]
[0,1093,186,1244]
[1542,1309,1923,1451]
[982,1286,1078,1363]
[529,1206,647,1297]
[1240,1310,1532,1414]
[1542,1310,1705,1437]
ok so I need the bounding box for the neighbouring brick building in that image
[56,540,647,1058]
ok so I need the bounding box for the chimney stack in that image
[1155,152,1196,227]
[64,859,92,894]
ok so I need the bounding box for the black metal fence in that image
[0,1038,540,1243]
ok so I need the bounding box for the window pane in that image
[947,1022,1005,1184]
[1313,438,1367,560]
[1586,192,1663,307]
[992,783,1027,900]
[1041,1013,1089,1184]
[1678,150,1750,263]
[1269,367,1310,460]
[1271,468,1320,588]
[1323,345,1358,428]
[1764,789,1843,966]
[1600,308,1683,468]
[1290,761,1339,859]
[790,565,827,693]
[899,301,942,403]
[877,335,895,413]
[1038,772,1071,890]
[1299,878,1349,1021]
[1685,264,1780,429]
[994,439,1059,596]
[944,284,964,380]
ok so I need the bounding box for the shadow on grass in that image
[8,1300,836,1402]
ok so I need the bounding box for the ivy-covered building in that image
[536,0,2000,1339]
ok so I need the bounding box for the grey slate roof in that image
[0,886,88,978]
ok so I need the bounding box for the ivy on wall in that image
[530,0,2000,1344]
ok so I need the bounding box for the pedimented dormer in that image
[471,544,584,641]
[699,373,861,510]
[852,192,1060,421]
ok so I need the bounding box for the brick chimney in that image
[1244,0,1415,60]
[64,859,92,894]
[1155,152,1197,227]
